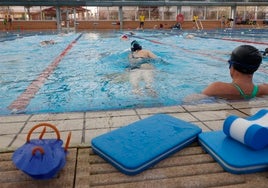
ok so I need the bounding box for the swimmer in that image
[171,23,181,30]
[129,40,157,64]
[202,45,268,100]
[128,40,157,96]
[185,34,195,39]
[120,34,129,41]
[40,40,56,46]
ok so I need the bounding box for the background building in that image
[0,0,267,30]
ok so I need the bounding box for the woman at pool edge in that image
[128,40,157,96]
[202,45,268,100]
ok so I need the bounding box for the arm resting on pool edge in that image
[201,82,245,100]
[202,82,229,97]
[202,82,268,100]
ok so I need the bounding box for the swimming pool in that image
[0,29,267,115]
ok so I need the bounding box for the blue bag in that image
[12,123,71,179]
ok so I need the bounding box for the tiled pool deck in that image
[1,99,268,187]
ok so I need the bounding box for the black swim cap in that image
[131,40,142,52]
[229,45,262,74]
[264,48,268,55]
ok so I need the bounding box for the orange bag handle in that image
[64,132,72,152]
[39,126,47,139]
[27,123,61,143]
[32,146,45,155]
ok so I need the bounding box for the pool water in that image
[0,29,267,115]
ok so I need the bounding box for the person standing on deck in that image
[8,15,12,30]
[221,15,226,29]
[139,12,145,30]
[3,15,8,30]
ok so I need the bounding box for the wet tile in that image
[202,120,224,131]
[110,115,140,128]
[50,119,84,132]
[30,112,84,121]
[190,109,246,121]
[194,121,211,132]
[0,135,15,150]
[105,109,137,116]
[85,117,111,129]
[136,106,185,114]
[183,103,232,112]
[65,130,82,147]
[0,122,24,135]
[9,133,26,149]
[137,113,197,123]
[85,129,110,146]
[21,119,84,134]
[230,99,268,109]
[0,114,31,123]
[85,109,136,118]
[238,108,268,116]
[167,113,199,122]
[85,111,111,118]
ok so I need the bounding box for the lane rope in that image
[8,33,83,112]
[155,29,268,46]
[128,32,268,74]
[128,33,226,62]
[221,38,268,45]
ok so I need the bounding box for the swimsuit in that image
[232,83,258,99]
[129,54,154,70]
[129,53,145,69]
[131,54,143,60]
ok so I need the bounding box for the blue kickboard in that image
[198,131,268,174]
[91,114,202,175]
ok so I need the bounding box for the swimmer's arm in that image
[202,82,228,96]
[128,53,137,63]
[128,53,141,68]
[147,50,157,58]
[128,53,133,60]
[259,83,268,95]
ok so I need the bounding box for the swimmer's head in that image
[121,34,128,40]
[185,34,194,39]
[131,40,142,52]
[228,45,262,74]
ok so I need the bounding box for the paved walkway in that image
[1,99,268,187]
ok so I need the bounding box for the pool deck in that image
[1,99,268,187]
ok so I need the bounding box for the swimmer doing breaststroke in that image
[128,40,158,96]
